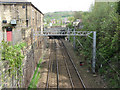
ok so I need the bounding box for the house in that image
[0,0,44,88]
[73,19,83,29]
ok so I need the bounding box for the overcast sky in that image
[29,0,95,13]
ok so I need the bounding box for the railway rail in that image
[46,39,59,89]
[58,39,74,88]
[60,39,86,88]
[45,38,86,89]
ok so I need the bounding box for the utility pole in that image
[92,31,96,73]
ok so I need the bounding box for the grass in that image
[28,59,42,88]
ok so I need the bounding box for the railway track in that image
[46,39,59,89]
[45,39,85,89]
[59,39,86,88]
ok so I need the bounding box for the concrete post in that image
[92,31,96,73]
[73,28,76,49]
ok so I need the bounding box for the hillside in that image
[44,11,76,27]
[44,11,74,20]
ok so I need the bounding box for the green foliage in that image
[28,59,42,88]
[71,2,120,88]
[68,17,75,22]
[74,11,82,19]
[117,1,120,15]
[44,11,75,27]
[45,11,74,20]
[67,22,74,29]
[0,41,26,85]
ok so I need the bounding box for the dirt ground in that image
[37,39,50,88]
[63,40,108,88]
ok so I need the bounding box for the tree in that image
[72,2,120,88]
[74,11,82,19]
[68,17,75,22]
[117,1,120,15]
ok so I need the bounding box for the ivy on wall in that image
[0,41,26,87]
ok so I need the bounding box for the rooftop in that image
[0,0,44,15]
[0,0,28,2]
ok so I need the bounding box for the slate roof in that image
[0,0,28,2]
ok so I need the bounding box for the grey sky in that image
[29,0,95,13]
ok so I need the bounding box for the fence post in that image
[92,31,96,73]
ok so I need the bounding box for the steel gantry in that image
[33,28,96,73]
[34,30,93,36]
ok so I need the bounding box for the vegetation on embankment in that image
[69,2,120,88]
[28,59,42,88]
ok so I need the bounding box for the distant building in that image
[73,19,83,29]
[50,23,52,26]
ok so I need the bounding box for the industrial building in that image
[0,0,44,88]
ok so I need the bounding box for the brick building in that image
[0,0,44,88]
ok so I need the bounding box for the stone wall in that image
[0,4,3,43]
